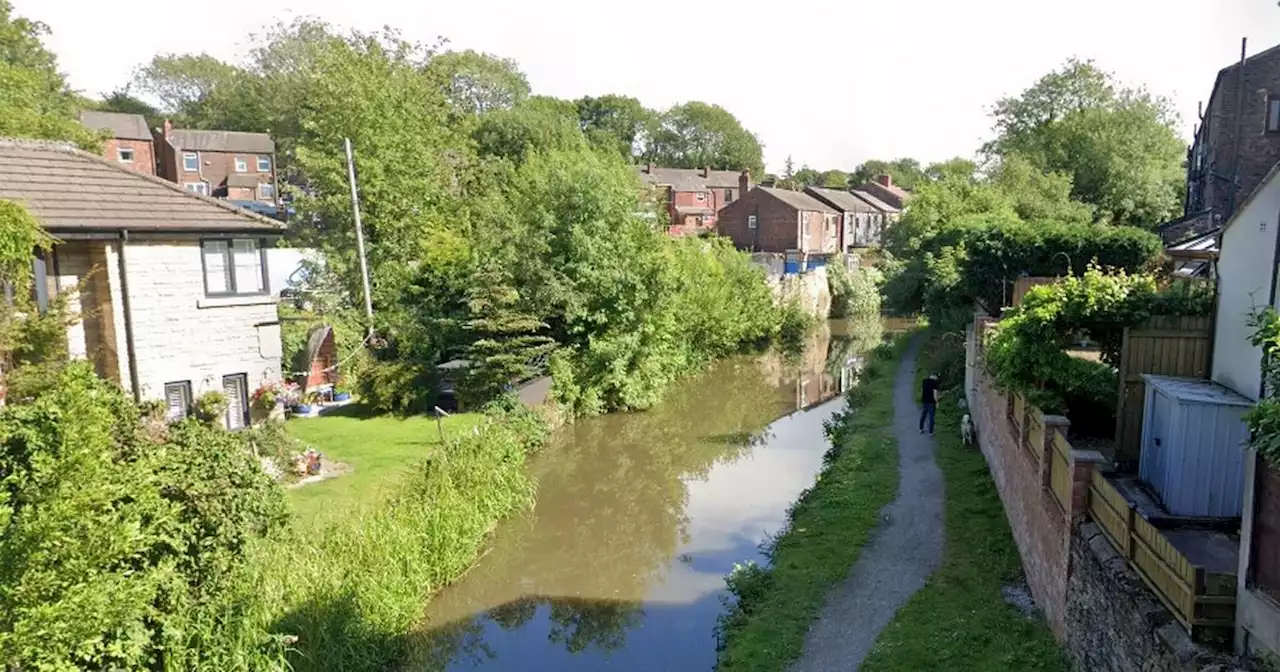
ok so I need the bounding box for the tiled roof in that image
[804,186,879,213]
[849,189,899,213]
[79,111,152,141]
[167,129,275,153]
[637,165,742,191]
[226,174,263,188]
[0,138,283,234]
[858,180,910,208]
[758,186,837,213]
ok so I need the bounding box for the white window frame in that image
[695,191,706,202]
[1268,98,1280,134]
[748,214,757,229]
[223,373,249,430]
[201,238,268,297]
[256,155,272,172]
[184,182,208,196]
[259,182,276,201]
[234,156,248,172]
[182,152,199,172]
[164,381,192,421]
[117,147,134,163]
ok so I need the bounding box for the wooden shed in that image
[301,325,338,391]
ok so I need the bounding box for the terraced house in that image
[637,164,747,236]
[154,120,281,214]
[0,138,285,429]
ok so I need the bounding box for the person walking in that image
[919,373,939,435]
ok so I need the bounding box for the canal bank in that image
[405,320,883,670]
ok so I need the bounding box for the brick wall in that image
[1194,48,1280,218]
[719,190,836,253]
[153,141,275,202]
[102,138,155,175]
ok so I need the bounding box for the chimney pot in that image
[647,162,656,174]
[739,169,751,198]
[702,165,711,177]
[877,174,892,187]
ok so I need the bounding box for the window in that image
[257,155,272,172]
[259,183,276,201]
[31,250,49,313]
[184,182,208,196]
[183,152,199,171]
[234,156,248,172]
[748,214,758,229]
[222,374,249,430]
[725,189,735,203]
[201,238,267,296]
[117,147,134,163]
[164,381,192,421]
[695,191,706,202]
[1269,97,1280,133]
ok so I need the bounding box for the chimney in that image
[877,174,892,188]
[646,162,656,174]
[739,169,751,196]
[162,118,172,138]
[702,165,710,178]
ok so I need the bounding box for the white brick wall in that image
[121,240,282,402]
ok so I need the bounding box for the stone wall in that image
[750,253,831,319]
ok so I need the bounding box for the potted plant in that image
[193,391,228,427]
[294,390,322,417]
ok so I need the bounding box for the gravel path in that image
[790,335,946,672]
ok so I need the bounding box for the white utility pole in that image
[344,138,375,337]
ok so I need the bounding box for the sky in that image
[13,0,1280,174]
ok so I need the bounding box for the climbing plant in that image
[1245,307,1280,467]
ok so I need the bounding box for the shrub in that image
[828,259,882,319]
[193,390,228,426]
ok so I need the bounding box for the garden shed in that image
[1139,374,1252,518]
[300,325,338,391]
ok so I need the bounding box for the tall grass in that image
[185,405,546,671]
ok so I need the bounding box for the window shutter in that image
[165,385,185,421]
[224,376,247,430]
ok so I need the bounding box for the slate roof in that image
[804,186,878,213]
[637,165,741,191]
[226,174,263,188]
[758,186,837,213]
[0,138,283,234]
[858,180,911,208]
[79,111,152,141]
[167,129,275,154]
[849,189,899,213]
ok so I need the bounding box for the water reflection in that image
[408,320,882,671]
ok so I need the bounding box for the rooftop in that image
[637,165,742,191]
[804,186,879,213]
[166,129,275,154]
[758,186,837,213]
[78,110,152,141]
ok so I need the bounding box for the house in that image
[854,174,911,210]
[637,164,747,236]
[0,138,285,430]
[1205,159,1280,657]
[154,120,279,209]
[1166,227,1219,278]
[1184,39,1280,231]
[77,111,155,175]
[717,178,840,254]
[803,186,896,249]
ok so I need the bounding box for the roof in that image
[757,186,837,213]
[79,111,152,141]
[1141,375,1254,408]
[1168,228,1220,252]
[166,129,275,154]
[1206,42,1280,113]
[637,165,742,191]
[674,205,715,215]
[226,174,263,188]
[849,189,899,213]
[858,180,910,207]
[804,186,878,213]
[1223,161,1280,234]
[0,138,284,234]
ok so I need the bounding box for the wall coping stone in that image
[1072,449,1107,464]
[1043,414,1071,427]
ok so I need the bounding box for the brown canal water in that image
[408,319,887,671]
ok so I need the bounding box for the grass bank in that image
[861,331,1067,671]
[285,407,482,529]
[714,334,907,671]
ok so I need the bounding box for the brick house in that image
[1184,40,1280,234]
[637,164,746,236]
[155,121,279,209]
[77,111,156,175]
[718,177,840,254]
[0,138,285,430]
[854,174,910,210]
[803,186,898,249]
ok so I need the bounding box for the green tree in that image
[923,157,978,183]
[457,266,556,407]
[819,169,849,188]
[132,53,243,121]
[985,58,1185,227]
[575,94,654,159]
[643,101,764,176]
[93,87,162,128]
[426,49,531,116]
[792,165,821,188]
[0,1,100,148]
[848,158,925,190]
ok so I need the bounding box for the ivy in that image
[1246,308,1280,466]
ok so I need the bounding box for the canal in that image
[408,319,885,670]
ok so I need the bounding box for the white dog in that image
[961,413,974,445]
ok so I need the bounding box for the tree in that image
[924,157,978,183]
[643,101,764,177]
[132,53,243,120]
[426,49,531,116]
[93,88,162,128]
[985,58,1185,227]
[819,169,849,188]
[457,266,556,407]
[575,94,653,159]
[792,165,821,188]
[0,1,100,148]
[848,157,926,190]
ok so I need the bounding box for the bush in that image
[828,259,882,319]
[193,390,228,426]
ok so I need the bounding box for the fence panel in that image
[1026,405,1045,465]
[1114,316,1211,468]
[1131,514,1198,630]
[1089,471,1132,558]
[1049,431,1072,511]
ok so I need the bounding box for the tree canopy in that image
[643,101,764,177]
[0,0,100,148]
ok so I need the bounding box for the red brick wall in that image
[102,138,155,175]
[718,190,834,253]
[972,340,1071,636]
[1194,49,1280,218]
[152,139,275,202]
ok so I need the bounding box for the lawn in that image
[285,405,482,528]
[861,332,1067,671]
[715,335,906,671]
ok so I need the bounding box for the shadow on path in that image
[791,334,945,672]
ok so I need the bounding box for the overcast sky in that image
[14,0,1278,173]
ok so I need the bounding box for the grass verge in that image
[861,330,1067,671]
[714,333,908,671]
[284,407,482,529]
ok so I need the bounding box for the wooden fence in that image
[1048,431,1072,511]
[1011,276,1059,308]
[1113,316,1212,468]
[1088,472,1236,634]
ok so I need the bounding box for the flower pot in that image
[295,404,313,415]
